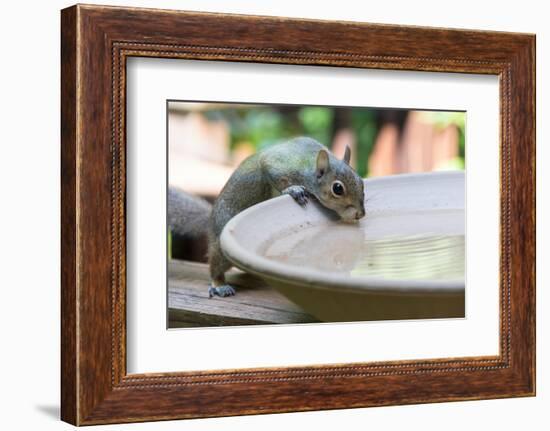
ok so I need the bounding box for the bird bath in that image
[220,171,465,322]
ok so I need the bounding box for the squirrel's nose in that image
[355,207,365,220]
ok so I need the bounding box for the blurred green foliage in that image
[298,107,334,145]
[352,110,377,178]
[204,105,465,178]
[421,111,466,159]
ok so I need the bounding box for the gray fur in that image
[168,187,212,238]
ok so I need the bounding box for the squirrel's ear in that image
[316,149,330,178]
[343,145,351,165]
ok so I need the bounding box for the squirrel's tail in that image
[168,187,212,238]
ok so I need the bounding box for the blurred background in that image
[168,101,465,261]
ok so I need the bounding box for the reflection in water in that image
[351,234,464,281]
[260,210,465,282]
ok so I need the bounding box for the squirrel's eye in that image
[331,181,345,197]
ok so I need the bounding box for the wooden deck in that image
[168,260,318,328]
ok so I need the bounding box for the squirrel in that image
[168,187,211,239]
[168,136,366,298]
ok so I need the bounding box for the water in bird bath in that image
[259,209,464,283]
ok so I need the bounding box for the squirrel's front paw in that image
[208,284,236,298]
[283,185,309,207]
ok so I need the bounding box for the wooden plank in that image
[168,260,318,327]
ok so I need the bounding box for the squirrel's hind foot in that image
[208,284,236,298]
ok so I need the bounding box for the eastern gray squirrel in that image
[168,137,366,298]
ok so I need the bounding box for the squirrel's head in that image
[314,146,366,222]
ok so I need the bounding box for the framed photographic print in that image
[61,4,535,425]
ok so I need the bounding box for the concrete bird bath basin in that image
[220,171,465,322]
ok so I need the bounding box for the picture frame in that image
[61,4,535,425]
